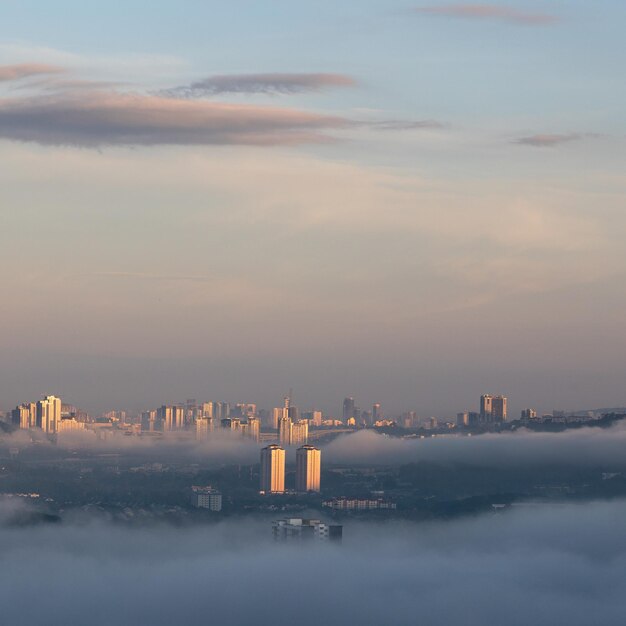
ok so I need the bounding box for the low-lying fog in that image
[1,499,626,625]
[5,423,626,469]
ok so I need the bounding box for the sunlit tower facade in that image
[260,444,285,493]
[36,395,61,434]
[480,394,493,421]
[296,445,321,492]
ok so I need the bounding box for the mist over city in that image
[1,1,625,625]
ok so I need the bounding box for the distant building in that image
[302,410,323,427]
[278,415,308,446]
[190,486,222,511]
[342,397,355,422]
[521,408,537,419]
[480,394,507,423]
[272,406,287,430]
[242,416,260,442]
[273,518,342,542]
[12,403,36,429]
[195,416,214,439]
[234,403,257,419]
[480,394,493,421]
[296,445,321,492]
[278,415,292,445]
[291,420,308,445]
[372,403,382,424]
[457,412,469,427]
[260,444,285,493]
[57,418,85,433]
[37,395,62,434]
[491,396,507,422]
[323,497,397,511]
[159,405,184,431]
[221,417,241,432]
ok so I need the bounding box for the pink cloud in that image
[0,64,65,82]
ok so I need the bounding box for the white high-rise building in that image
[196,416,214,439]
[296,445,321,492]
[12,403,37,429]
[291,420,308,445]
[37,395,61,434]
[260,444,285,494]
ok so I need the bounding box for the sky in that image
[0,1,625,417]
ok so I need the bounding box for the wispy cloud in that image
[163,73,356,98]
[414,4,559,25]
[515,133,583,147]
[0,92,347,147]
[370,119,445,131]
[0,63,64,82]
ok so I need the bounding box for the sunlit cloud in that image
[0,63,64,82]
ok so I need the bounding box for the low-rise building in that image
[322,497,397,511]
[272,518,342,542]
[190,486,222,511]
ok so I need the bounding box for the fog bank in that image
[1,500,626,625]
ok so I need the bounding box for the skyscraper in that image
[296,445,321,492]
[260,444,285,494]
[272,406,286,429]
[36,395,61,434]
[159,405,185,431]
[243,416,260,442]
[291,420,308,445]
[372,403,382,424]
[491,396,507,422]
[195,416,214,439]
[12,402,36,429]
[479,394,507,422]
[343,397,355,422]
[480,394,493,421]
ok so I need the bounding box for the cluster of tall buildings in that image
[10,395,85,434]
[260,444,321,494]
[272,396,310,446]
[342,397,382,426]
[140,401,261,441]
[457,394,508,427]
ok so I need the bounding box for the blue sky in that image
[0,1,624,416]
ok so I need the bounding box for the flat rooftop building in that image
[272,518,342,542]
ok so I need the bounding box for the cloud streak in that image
[0,63,64,82]
[515,133,583,147]
[0,92,347,147]
[414,4,558,25]
[163,73,356,98]
[369,119,445,131]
